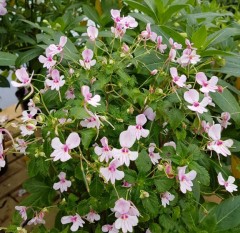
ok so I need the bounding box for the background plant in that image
[1,1,240,233]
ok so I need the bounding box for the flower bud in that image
[36,114,45,123]
[150,69,158,75]
[157,164,164,171]
[26,123,37,131]
[17,227,27,233]
[39,152,45,157]
[33,95,40,104]
[121,43,130,53]
[127,105,134,114]
[109,59,114,65]
[69,68,74,74]
[156,88,163,94]
[140,190,149,199]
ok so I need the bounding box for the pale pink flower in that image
[141,23,157,42]
[21,108,38,122]
[79,49,96,70]
[0,144,6,170]
[38,48,56,69]
[0,0,7,15]
[185,39,196,50]
[121,16,138,29]
[15,206,27,221]
[177,166,197,193]
[46,69,65,91]
[50,132,81,162]
[178,49,200,66]
[28,211,45,225]
[94,137,113,162]
[168,48,177,62]
[128,114,149,140]
[61,214,85,232]
[169,38,182,50]
[81,85,101,107]
[20,121,37,136]
[143,107,156,121]
[80,114,101,129]
[148,143,161,165]
[161,191,175,207]
[156,36,167,53]
[113,198,139,233]
[217,112,231,129]
[112,130,138,167]
[122,180,132,188]
[100,159,124,184]
[87,26,98,41]
[85,210,100,223]
[201,121,211,133]
[53,172,71,193]
[163,141,176,150]
[217,172,238,193]
[27,99,36,110]
[48,36,67,56]
[204,93,215,107]
[196,72,218,93]
[11,67,33,87]
[184,89,209,114]
[14,138,27,154]
[102,224,119,233]
[111,24,126,38]
[111,9,121,23]
[207,124,233,157]
[65,88,75,100]
[170,67,186,87]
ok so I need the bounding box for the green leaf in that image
[154,175,175,193]
[83,5,102,26]
[21,178,55,206]
[135,150,152,174]
[0,75,10,87]
[149,223,162,233]
[168,108,185,129]
[124,0,155,18]
[189,161,210,186]
[15,47,43,67]
[77,199,91,215]
[89,177,104,198]
[28,157,50,177]
[210,88,240,127]
[208,56,240,77]
[124,169,138,183]
[129,12,155,24]
[192,25,207,49]
[214,196,240,231]
[159,214,175,231]
[162,4,188,24]
[142,191,159,217]
[80,128,96,150]
[0,52,17,66]
[204,28,240,48]
[69,107,89,119]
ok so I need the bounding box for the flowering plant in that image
[2,3,240,233]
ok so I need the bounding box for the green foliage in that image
[4,0,240,232]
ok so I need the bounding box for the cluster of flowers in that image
[10,8,239,233]
[0,0,7,16]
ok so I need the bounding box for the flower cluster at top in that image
[8,8,238,233]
